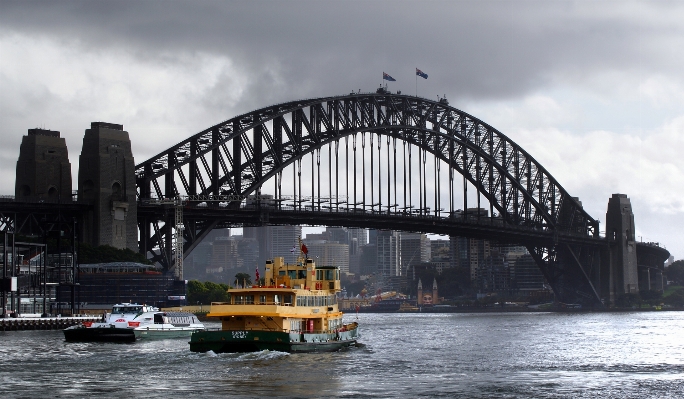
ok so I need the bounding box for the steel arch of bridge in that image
[135,92,603,305]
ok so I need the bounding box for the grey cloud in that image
[2,0,683,105]
[2,0,682,257]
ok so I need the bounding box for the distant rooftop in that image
[91,122,123,131]
[27,128,60,138]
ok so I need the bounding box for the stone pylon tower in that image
[15,129,72,201]
[78,122,137,251]
[605,194,638,300]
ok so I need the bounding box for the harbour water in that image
[1,311,683,398]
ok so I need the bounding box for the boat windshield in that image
[112,306,143,313]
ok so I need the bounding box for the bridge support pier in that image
[78,122,138,252]
[530,243,603,307]
[604,194,639,304]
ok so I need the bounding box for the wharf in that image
[0,316,100,331]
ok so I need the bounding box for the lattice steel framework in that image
[136,92,604,305]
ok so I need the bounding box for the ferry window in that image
[260,295,266,304]
[274,295,280,305]
[306,296,313,307]
[288,270,297,279]
[284,295,292,305]
[298,270,307,279]
[325,270,334,280]
[316,270,323,280]
[296,296,302,306]
[279,270,286,276]
[245,295,254,304]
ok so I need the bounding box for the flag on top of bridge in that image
[416,68,428,79]
[383,72,396,81]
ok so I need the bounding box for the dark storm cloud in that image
[1,0,682,257]
[2,0,681,108]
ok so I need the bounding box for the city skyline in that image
[1,1,681,259]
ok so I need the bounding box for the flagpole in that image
[416,68,418,97]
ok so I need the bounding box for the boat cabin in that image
[208,256,346,335]
[110,303,156,314]
[265,257,340,291]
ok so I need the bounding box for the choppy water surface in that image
[1,312,683,398]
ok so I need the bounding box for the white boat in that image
[63,303,204,342]
[133,311,205,339]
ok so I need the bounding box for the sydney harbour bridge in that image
[1,90,671,308]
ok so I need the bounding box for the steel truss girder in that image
[0,203,89,237]
[527,243,603,306]
[137,94,597,232]
[135,93,600,273]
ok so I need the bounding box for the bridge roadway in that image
[0,197,90,236]
[137,202,606,249]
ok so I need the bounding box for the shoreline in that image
[342,306,684,314]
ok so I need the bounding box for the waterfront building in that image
[244,225,303,266]
[476,248,512,294]
[400,233,431,274]
[76,262,185,307]
[208,236,240,273]
[449,235,468,270]
[376,230,401,278]
[510,253,547,293]
[469,239,492,281]
[306,241,350,274]
[358,244,377,276]
[348,228,367,275]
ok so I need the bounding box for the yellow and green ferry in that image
[189,254,359,353]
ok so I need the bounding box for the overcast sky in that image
[1,0,682,259]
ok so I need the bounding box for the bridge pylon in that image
[78,122,138,252]
[604,194,639,303]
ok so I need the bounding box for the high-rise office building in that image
[244,225,302,266]
[401,233,431,273]
[376,230,401,278]
[307,241,350,273]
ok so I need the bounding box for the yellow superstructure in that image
[209,256,345,334]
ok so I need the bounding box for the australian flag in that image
[416,68,428,79]
[383,72,396,81]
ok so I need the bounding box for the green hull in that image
[189,328,358,353]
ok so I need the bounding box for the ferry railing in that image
[199,323,358,336]
[211,300,297,306]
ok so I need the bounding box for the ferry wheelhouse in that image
[189,256,359,353]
